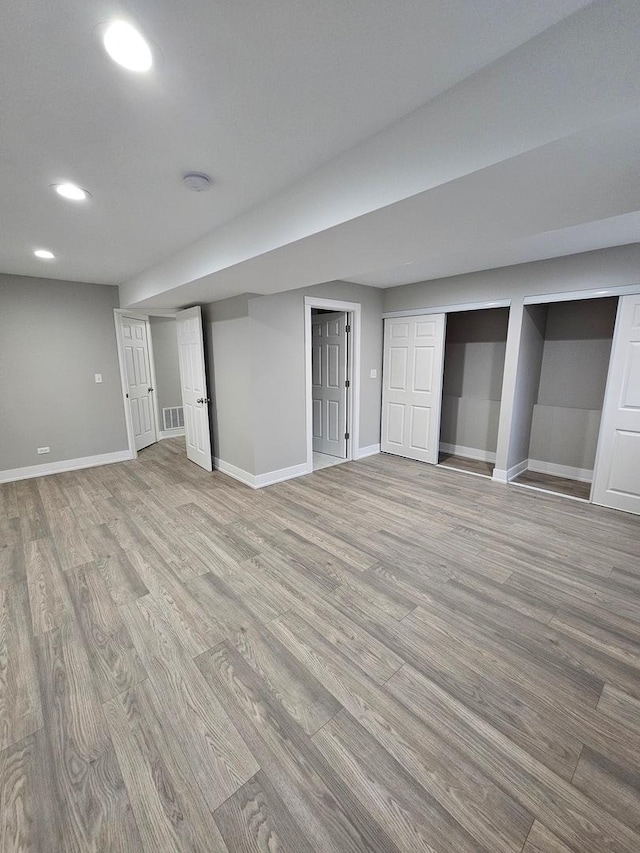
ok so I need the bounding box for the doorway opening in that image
[305,297,361,474]
[510,296,617,501]
[437,307,510,479]
[115,311,184,455]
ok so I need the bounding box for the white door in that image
[592,295,640,514]
[122,316,156,452]
[312,312,347,457]
[176,306,212,471]
[381,314,446,463]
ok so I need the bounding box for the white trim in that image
[355,443,380,459]
[528,459,593,484]
[214,458,310,489]
[144,317,162,445]
[214,458,255,488]
[304,297,361,476]
[523,284,640,305]
[158,429,185,441]
[0,450,134,484]
[383,299,510,319]
[492,458,528,483]
[439,442,496,463]
[254,462,310,488]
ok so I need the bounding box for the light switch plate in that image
[95,373,103,383]
[370,369,377,379]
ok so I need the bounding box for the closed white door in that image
[312,312,347,457]
[122,316,156,451]
[176,306,212,471]
[381,314,446,463]
[592,295,640,514]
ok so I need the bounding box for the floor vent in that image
[162,406,184,430]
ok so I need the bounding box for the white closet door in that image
[312,312,347,458]
[176,306,212,471]
[122,316,156,451]
[592,294,640,514]
[381,314,446,463]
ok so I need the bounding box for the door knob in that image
[148,387,154,392]
[196,397,210,404]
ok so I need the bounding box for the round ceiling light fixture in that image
[103,21,153,72]
[183,172,213,192]
[34,249,55,259]
[53,182,90,201]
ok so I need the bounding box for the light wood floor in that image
[513,469,592,501]
[1,438,639,852]
[438,452,494,478]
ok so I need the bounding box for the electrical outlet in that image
[95,373,103,383]
[37,446,50,454]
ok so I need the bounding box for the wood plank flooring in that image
[1,438,639,852]
[438,452,494,478]
[513,469,592,501]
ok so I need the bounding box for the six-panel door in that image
[381,314,446,463]
[592,294,640,514]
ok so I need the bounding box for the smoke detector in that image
[183,172,213,192]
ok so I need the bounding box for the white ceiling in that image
[1,0,599,292]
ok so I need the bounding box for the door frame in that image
[113,308,176,459]
[304,297,361,473]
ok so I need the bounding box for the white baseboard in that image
[158,429,185,441]
[439,442,496,463]
[0,449,134,484]
[493,458,528,484]
[214,458,310,489]
[528,459,593,483]
[254,462,310,488]
[355,443,380,460]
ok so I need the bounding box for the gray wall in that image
[249,280,383,475]
[528,298,617,470]
[203,295,254,474]
[148,317,181,416]
[383,244,640,313]
[440,308,508,454]
[0,274,127,471]
[383,244,640,475]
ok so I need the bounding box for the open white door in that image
[381,314,446,463]
[176,306,212,471]
[312,312,347,458]
[122,316,156,451]
[592,295,640,514]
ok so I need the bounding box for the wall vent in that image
[162,406,184,431]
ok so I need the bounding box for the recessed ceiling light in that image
[54,182,90,201]
[34,249,55,259]
[103,21,153,72]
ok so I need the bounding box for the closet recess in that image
[511,297,617,499]
[438,308,509,478]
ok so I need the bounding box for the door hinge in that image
[345,379,350,388]
[345,324,351,333]
[345,432,350,440]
